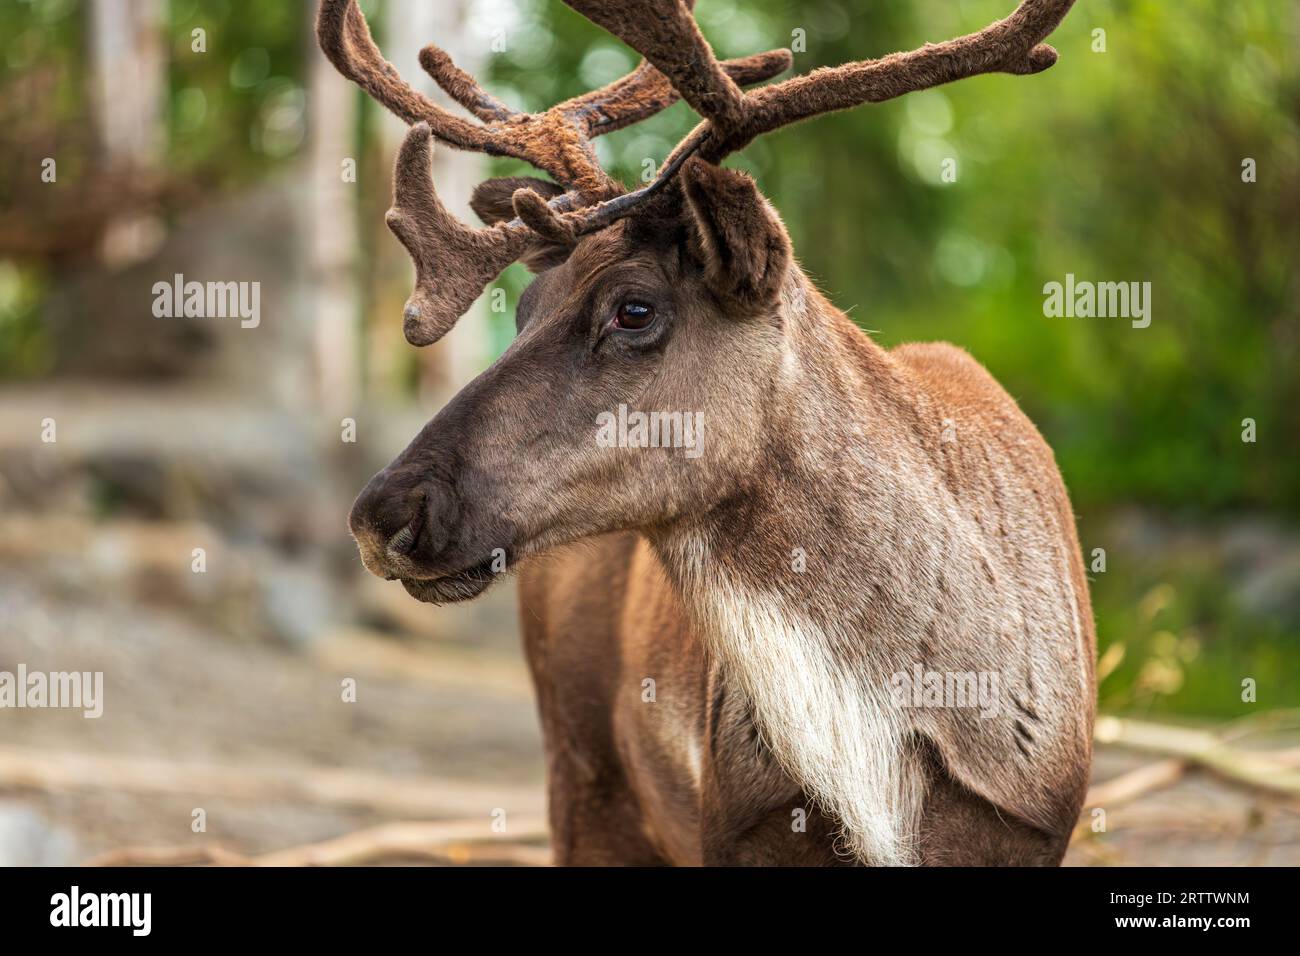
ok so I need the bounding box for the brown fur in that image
[520,529,1081,865]
[681,159,790,308]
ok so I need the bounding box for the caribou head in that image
[322,0,1077,604]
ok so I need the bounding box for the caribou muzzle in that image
[348,460,506,605]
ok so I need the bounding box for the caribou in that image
[320,0,1095,866]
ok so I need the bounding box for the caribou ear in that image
[470,177,572,272]
[680,158,791,310]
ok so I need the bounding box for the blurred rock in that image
[258,559,338,648]
[0,802,80,866]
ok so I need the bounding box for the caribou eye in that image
[613,301,656,331]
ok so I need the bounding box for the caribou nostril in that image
[386,493,428,557]
[388,523,416,555]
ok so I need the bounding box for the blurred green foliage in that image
[0,0,87,378]
[164,0,306,183]
[1091,532,1296,718]
[0,261,51,376]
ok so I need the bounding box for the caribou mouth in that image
[400,555,500,604]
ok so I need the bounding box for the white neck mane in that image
[658,532,927,866]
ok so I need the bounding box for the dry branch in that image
[84,844,249,867]
[85,818,551,867]
[0,745,541,819]
[1072,758,1185,844]
[1084,758,1186,808]
[1094,716,1300,796]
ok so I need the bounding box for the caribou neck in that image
[652,269,938,632]
[647,271,939,866]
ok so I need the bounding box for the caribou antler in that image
[318,0,789,194]
[384,119,716,344]
[565,0,1077,161]
[526,0,1077,237]
[317,0,1076,346]
[385,124,530,346]
[316,0,791,344]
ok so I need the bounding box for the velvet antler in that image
[385,123,531,346]
[318,0,1077,347]
[564,0,1078,161]
[316,0,792,344]
[478,0,1079,261]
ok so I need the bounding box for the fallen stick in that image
[84,845,248,867]
[1084,757,1186,808]
[0,745,542,819]
[1072,710,1300,845]
[1220,707,1300,743]
[1094,716,1300,796]
[85,818,551,867]
[1273,746,1300,766]
[1071,758,1186,844]
[251,819,550,866]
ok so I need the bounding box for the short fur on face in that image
[350,162,798,590]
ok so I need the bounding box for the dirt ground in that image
[0,564,543,862]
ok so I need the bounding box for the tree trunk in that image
[88,0,166,267]
[384,0,492,404]
[308,8,362,416]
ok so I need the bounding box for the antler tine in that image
[386,124,532,347]
[413,38,791,193]
[418,45,520,124]
[316,0,494,152]
[564,0,1076,161]
[496,125,712,247]
[319,0,613,192]
[709,0,1078,159]
[321,0,793,198]
[563,0,751,136]
[418,34,790,139]
[559,50,792,138]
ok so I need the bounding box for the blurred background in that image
[0,0,1296,865]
